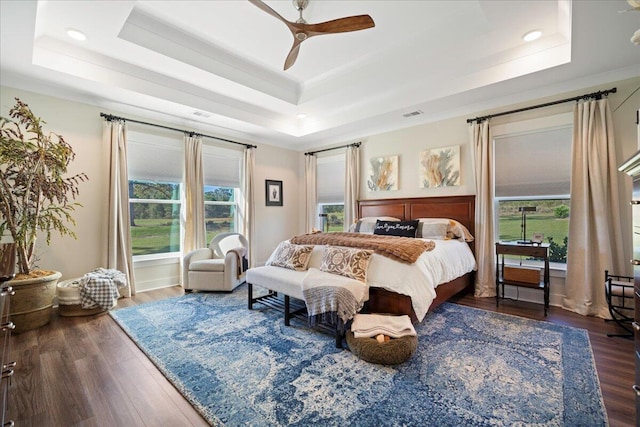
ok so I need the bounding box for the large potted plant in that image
[0,98,87,333]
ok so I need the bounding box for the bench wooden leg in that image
[335,319,345,348]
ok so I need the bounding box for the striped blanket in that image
[290,232,434,264]
[302,268,368,327]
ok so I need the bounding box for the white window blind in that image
[317,154,345,204]
[202,144,242,188]
[494,126,572,197]
[127,131,183,182]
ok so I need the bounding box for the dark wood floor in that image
[6,286,636,426]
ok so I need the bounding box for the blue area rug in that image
[110,286,608,426]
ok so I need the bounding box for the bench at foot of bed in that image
[247,281,345,348]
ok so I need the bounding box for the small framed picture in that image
[532,233,544,243]
[265,180,283,206]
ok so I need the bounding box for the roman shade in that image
[202,144,242,188]
[127,131,183,182]
[494,127,572,197]
[317,154,345,204]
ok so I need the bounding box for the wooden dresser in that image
[0,242,15,427]
[0,284,14,427]
[619,149,640,425]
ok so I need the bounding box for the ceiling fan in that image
[249,0,375,70]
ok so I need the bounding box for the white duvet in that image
[269,238,477,322]
[365,239,476,321]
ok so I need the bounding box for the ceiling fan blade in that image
[284,38,303,70]
[248,0,295,31]
[249,1,375,70]
[303,15,375,36]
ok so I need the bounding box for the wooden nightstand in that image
[495,241,550,316]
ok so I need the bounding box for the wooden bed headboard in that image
[357,195,476,239]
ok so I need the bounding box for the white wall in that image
[254,144,300,264]
[359,116,475,198]
[1,87,108,282]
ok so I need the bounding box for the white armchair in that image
[182,232,249,292]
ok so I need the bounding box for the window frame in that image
[491,112,573,271]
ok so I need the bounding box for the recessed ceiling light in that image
[296,113,307,119]
[523,30,542,42]
[66,29,87,41]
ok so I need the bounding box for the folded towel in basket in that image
[351,313,416,338]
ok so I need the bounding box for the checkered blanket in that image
[80,268,127,310]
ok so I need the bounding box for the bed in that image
[356,195,476,321]
[247,195,476,325]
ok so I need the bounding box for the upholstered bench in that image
[246,265,368,348]
[246,266,307,326]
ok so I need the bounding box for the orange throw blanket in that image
[290,232,434,264]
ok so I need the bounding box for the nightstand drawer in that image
[503,266,541,284]
[496,244,547,258]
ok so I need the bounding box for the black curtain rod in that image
[100,112,257,149]
[466,87,617,124]
[305,142,361,156]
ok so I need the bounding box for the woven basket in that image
[57,278,106,317]
[346,330,418,365]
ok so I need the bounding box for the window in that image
[127,132,183,257]
[494,126,572,264]
[497,198,570,263]
[204,186,236,242]
[318,204,344,232]
[202,144,242,243]
[317,154,345,231]
[127,133,244,259]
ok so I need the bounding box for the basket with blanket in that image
[346,313,418,365]
[57,268,127,317]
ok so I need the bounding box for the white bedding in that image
[265,238,476,322]
[366,239,476,321]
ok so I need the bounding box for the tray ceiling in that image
[1,0,638,150]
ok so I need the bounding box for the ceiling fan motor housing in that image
[293,0,309,12]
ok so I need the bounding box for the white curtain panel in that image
[564,99,625,318]
[181,135,206,259]
[470,120,495,297]
[242,146,256,267]
[344,145,360,230]
[305,154,318,232]
[104,120,135,296]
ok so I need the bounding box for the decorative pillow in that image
[320,246,374,283]
[373,220,419,238]
[447,220,475,242]
[418,222,448,240]
[266,241,314,271]
[416,218,474,242]
[349,216,402,234]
